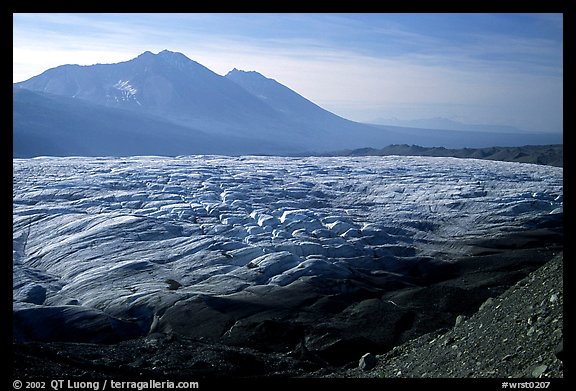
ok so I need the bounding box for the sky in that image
[13,13,563,133]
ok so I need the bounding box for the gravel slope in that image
[320,252,563,378]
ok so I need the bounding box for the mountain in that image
[225,68,342,124]
[371,117,529,133]
[13,50,562,157]
[14,50,282,135]
[14,50,392,156]
[364,124,562,149]
[13,88,297,157]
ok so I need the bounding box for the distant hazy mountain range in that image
[13,50,562,157]
[369,117,528,133]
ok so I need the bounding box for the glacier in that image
[13,155,563,347]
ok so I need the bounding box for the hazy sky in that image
[13,13,563,133]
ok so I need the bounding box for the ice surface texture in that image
[13,156,563,342]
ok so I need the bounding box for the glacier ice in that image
[12,155,563,342]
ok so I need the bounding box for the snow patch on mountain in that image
[114,80,137,95]
[111,80,140,105]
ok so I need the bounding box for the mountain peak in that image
[157,49,189,60]
[136,51,155,59]
[134,50,194,67]
[14,51,395,156]
[226,68,268,80]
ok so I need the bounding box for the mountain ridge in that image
[13,50,562,157]
[338,144,563,167]
[14,49,280,126]
[370,116,530,134]
[15,50,394,155]
[225,68,342,123]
